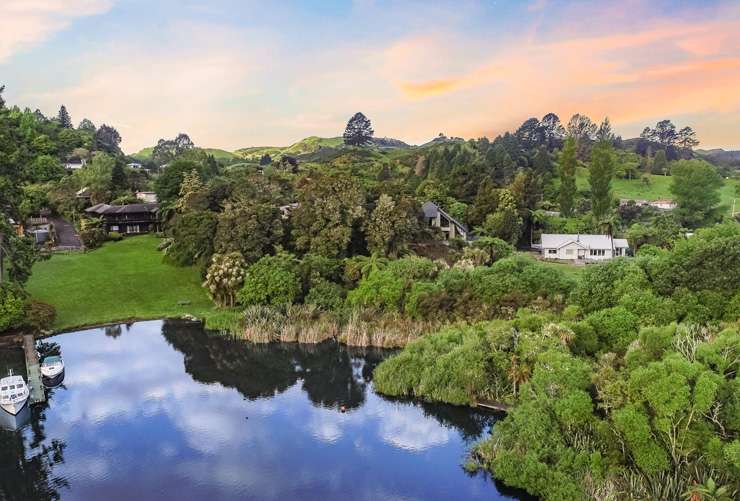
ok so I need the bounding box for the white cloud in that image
[0,0,114,63]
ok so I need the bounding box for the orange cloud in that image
[399,79,462,98]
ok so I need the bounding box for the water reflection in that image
[0,320,523,500]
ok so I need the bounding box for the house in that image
[538,234,629,261]
[422,201,469,241]
[278,202,300,219]
[136,191,157,203]
[76,187,91,200]
[127,162,143,169]
[64,158,86,170]
[648,199,677,210]
[85,203,160,234]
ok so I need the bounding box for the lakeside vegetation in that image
[26,235,214,330]
[1,87,739,500]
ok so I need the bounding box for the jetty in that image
[475,400,510,413]
[22,334,45,404]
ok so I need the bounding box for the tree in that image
[539,113,565,150]
[558,137,577,217]
[93,124,122,155]
[365,194,418,257]
[595,117,614,142]
[259,153,272,166]
[214,197,284,263]
[533,146,553,177]
[237,252,301,306]
[203,252,246,307]
[677,126,699,150]
[152,133,195,165]
[110,162,127,192]
[566,113,597,142]
[154,159,202,206]
[175,169,208,212]
[343,112,374,146]
[479,189,522,244]
[292,174,366,257]
[57,105,72,129]
[652,149,668,175]
[588,141,615,220]
[78,153,115,203]
[78,118,96,132]
[670,160,723,228]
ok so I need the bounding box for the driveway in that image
[49,217,83,250]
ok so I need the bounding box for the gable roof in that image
[541,234,629,250]
[85,203,159,215]
[422,201,468,232]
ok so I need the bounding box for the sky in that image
[2,0,739,153]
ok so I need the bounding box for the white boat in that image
[40,355,65,384]
[0,371,30,416]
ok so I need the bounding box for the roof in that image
[85,203,159,215]
[422,201,468,232]
[540,234,629,250]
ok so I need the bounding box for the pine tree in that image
[58,105,72,128]
[589,141,615,220]
[558,137,577,217]
[652,149,668,175]
[343,112,374,146]
[110,162,127,192]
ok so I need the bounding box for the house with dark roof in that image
[422,201,470,241]
[85,203,160,234]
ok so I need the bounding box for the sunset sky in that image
[2,0,739,153]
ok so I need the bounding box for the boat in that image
[0,398,30,431]
[40,355,65,387]
[0,371,30,416]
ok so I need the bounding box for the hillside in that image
[131,147,236,161]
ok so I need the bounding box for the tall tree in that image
[558,137,578,217]
[78,118,96,132]
[152,133,195,166]
[533,146,553,177]
[596,117,614,142]
[566,113,597,142]
[589,141,616,220]
[57,105,72,128]
[539,112,565,150]
[670,160,723,228]
[93,124,122,155]
[677,126,699,150]
[214,197,284,263]
[343,112,374,146]
[652,149,668,175]
[110,162,127,192]
[365,194,418,257]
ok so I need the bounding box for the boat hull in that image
[42,368,65,388]
[1,397,29,416]
[0,401,30,431]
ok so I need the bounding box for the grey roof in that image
[85,203,159,215]
[540,234,629,250]
[421,201,468,232]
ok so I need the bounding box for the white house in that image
[64,158,86,170]
[648,199,677,210]
[127,162,143,169]
[136,191,157,203]
[422,201,469,241]
[538,234,629,261]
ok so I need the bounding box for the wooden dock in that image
[475,400,510,413]
[22,334,45,404]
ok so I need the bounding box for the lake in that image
[0,320,526,500]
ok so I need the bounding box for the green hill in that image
[131,147,236,161]
[235,136,344,160]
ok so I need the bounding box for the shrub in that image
[237,252,301,306]
[79,217,107,250]
[0,284,26,332]
[385,256,440,280]
[304,279,345,311]
[24,300,56,331]
[107,231,123,241]
[346,269,407,311]
[584,306,640,354]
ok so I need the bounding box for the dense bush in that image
[0,284,26,332]
[237,253,301,307]
[304,279,345,311]
[107,231,123,241]
[165,210,218,270]
[24,300,56,330]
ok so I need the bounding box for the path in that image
[49,216,83,250]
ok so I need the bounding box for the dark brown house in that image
[85,203,160,234]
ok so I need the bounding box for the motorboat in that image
[0,371,30,416]
[0,398,30,431]
[40,355,65,387]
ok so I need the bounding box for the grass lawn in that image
[532,255,585,280]
[26,235,216,331]
[575,168,739,216]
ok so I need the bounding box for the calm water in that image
[0,320,525,500]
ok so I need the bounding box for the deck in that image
[22,334,46,404]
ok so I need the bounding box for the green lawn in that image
[26,235,216,331]
[575,168,739,216]
[532,255,585,280]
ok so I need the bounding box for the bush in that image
[304,279,345,311]
[107,231,123,241]
[79,217,107,250]
[584,306,640,354]
[203,252,246,307]
[237,253,301,307]
[0,284,26,332]
[24,300,56,330]
[346,269,406,311]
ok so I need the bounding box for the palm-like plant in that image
[507,355,531,398]
[683,478,734,501]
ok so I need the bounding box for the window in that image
[589,249,605,256]
[548,249,557,255]
[110,225,119,232]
